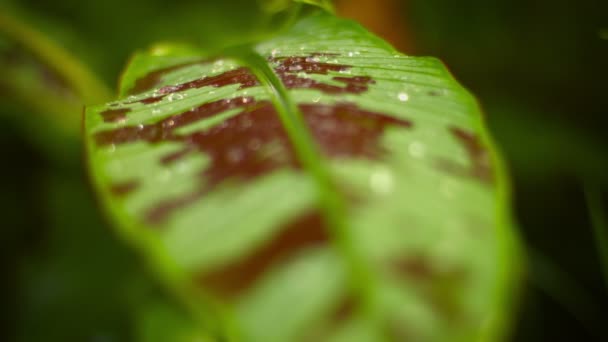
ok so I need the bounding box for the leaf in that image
[85,10,523,341]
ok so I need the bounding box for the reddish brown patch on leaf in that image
[281,74,375,94]
[271,53,346,75]
[385,318,413,342]
[438,126,493,184]
[128,59,209,94]
[331,295,357,323]
[302,103,412,158]
[96,101,411,223]
[391,255,435,281]
[94,97,254,146]
[139,96,164,104]
[95,54,412,223]
[125,67,260,105]
[301,295,358,341]
[271,54,376,94]
[198,212,328,296]
[100,108,130,123]
[389,255,467,322]
[109,180,139,197]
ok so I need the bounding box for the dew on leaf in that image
[436,126,493,184]
[96,54,413,222]
[128,59,209,94]
[197,211,328,296]
[109,180,139,197]
[398,92,409,102]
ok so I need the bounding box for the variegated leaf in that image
[85,10,522,342]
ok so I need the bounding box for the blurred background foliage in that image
[1,0,607,340]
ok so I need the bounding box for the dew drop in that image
[398,92,409,102]
[158,85,179,95]
[167,93,184,101]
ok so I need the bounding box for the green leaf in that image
[85,11,523,341]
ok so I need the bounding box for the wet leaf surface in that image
[85,11,522,342]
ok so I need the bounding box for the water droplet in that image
[370,168,394,195]
[158,85,179,95]
[311,96,321,103]
[348,52,354,57]
[398,92,409,102]
[167,93,184,101]
[152,108,161,114]
[408,141,425,158]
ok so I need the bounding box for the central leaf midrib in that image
[230,48,379,325]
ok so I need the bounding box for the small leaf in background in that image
[85,9,522,342]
